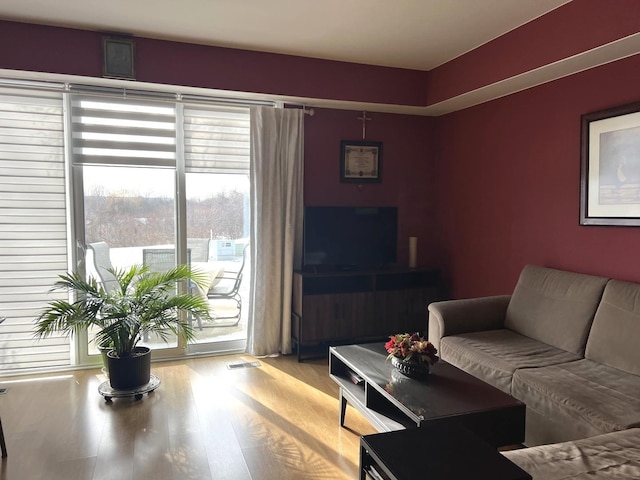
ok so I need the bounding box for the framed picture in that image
[103,37,136,80]
[580,101,640,226]
[340,140,382,183]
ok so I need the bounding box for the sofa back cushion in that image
[505,265,608,355]
[586,279,640,375]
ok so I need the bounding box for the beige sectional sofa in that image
[428,265,640,446]
[502,428,640,479]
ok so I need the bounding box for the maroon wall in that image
[5,13,640,288]
[304,108,436,267]
[0,20,428,106]
[427,0,640,106]
[434,53,640,298]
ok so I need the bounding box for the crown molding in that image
[2,32,639,117]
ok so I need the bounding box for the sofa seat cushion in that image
[440,329,581,393]
[512,359,640,435]
[503,428,640,479]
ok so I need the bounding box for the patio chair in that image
[142,248,202,330]
[206,244,248,327]
[142,248,191,273]
[187,238,211,263]
[87,242,118,293]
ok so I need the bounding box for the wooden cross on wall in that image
[357,111,371,139]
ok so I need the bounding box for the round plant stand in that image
[98,374,161,402]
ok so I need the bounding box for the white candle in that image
[409,236,418,268]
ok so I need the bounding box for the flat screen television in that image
[303,206,398,270]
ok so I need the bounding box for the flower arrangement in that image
[385,332,439,365]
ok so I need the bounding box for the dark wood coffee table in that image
[329,343,525,448]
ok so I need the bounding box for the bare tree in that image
[84,190,246,246]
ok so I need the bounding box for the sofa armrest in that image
[428,295,511,352]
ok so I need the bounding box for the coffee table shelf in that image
[360,423,531,480]
[333,373,410,432]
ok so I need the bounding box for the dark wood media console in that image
[291,268,441,361]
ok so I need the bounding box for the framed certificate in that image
[340,140,382,183]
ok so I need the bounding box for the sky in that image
[83,165,249,199]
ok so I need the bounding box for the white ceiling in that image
[1,0,571,71]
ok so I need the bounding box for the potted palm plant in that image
[35,264,212,390]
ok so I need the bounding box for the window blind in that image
[184,104,250,173]
[0,87,70,373]
[70,94,177,167]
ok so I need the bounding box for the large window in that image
[0,82,253,375]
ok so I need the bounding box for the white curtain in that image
[247,106,304,356]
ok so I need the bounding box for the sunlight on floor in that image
[0,374,74,384]
[0,353,372,479]
[181,355,372,479]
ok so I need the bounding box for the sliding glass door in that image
[185,172,249,353]
[80,164,181,358]
[72,94,251,363]
[182,104,250,354]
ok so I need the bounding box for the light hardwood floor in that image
[0,354,377,480]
